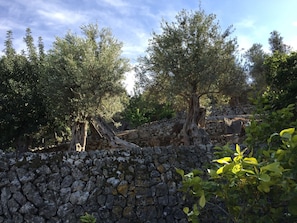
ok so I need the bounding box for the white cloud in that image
[287,36,297,51]
[123,70,136,95]
[293,21,297,27]
[235,18,255,29]
[236,35,253,51]
[37,9,86,25]
[100,0,128,8]
[0,18,27,31]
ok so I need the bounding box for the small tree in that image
[137,9,245,145]
[44,24,130,151]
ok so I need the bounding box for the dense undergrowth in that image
[178,104,297,223]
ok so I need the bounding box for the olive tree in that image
[44,24,131,151]
[137,9,244,145]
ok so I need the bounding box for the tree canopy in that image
[264,51,297,108]
[43,24,130,150]
[136,9,246,145]
[244,43,267,94]
[138,9,245,99]
[0,24,131,151]
[0,29,46,150]
[45,24,129,122]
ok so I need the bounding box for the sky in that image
[1,0,297,93]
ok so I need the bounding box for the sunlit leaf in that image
[235,144,241,154]
[234,155,242,163]
[280,128,295,138]
[232,164,242,174]
[216,166,224,174]
[243,157,258,165]
[214,157,232,164]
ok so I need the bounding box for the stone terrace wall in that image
[0,145,215,223]
[118,105,254,147]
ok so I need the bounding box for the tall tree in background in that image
[265,51,297,109]
[137,9,244,145]
[0,29,46,151]
[269,30,291,54]
[244,43,267,94]
[44,24,130,151]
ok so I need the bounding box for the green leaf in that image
[232,164,242,174]
[199,192,206,208]
[216,166,224,174]
[243,157,258,165]
[257,182,270,193]
[268,132,279,144]
[214,157,232,164]
[193,203,199,215]
[208,169,218,178]
[280,128,295,138]
[235,144,241,154]
[176,168,185,177]
[192,169,203,176]
[242,169,255,175]
[262,150,270,158]
[292,134,297,143]
[183,207,190,214]
[261,162,282,175]
[258,173,270,182]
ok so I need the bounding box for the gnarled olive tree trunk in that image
[89,116,140,150]
[69,120,88,151]
[69,115,141,151]
[180,94,209,145]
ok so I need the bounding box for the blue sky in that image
[1,0,297,93]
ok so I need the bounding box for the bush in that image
[121,94,175,128]
[80,213,96,223]
[178,127,297,223]
[245,102,296,153]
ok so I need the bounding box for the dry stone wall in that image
[0,145,216,223]
[118,105,253,147]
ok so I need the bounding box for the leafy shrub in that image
[80,213,96,223]
[245,102,296,153]
[122,93,175,128]
[178,128,297,223]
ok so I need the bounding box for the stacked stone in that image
[0,145,213,223]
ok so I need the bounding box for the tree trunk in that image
[89,116,140,150]
[69,120,88,151]
[180,94,209,145]
[15,134,31,156]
